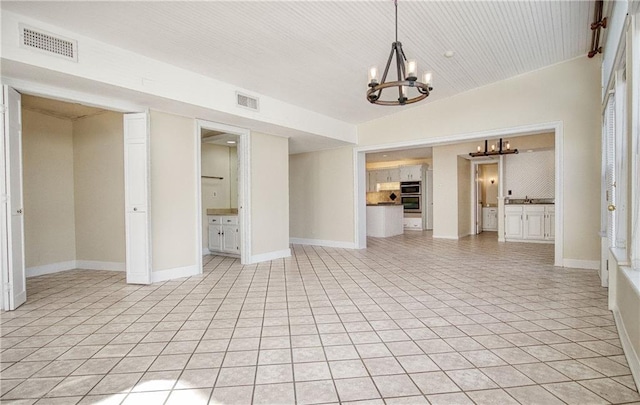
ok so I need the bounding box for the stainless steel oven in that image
[401,195,421,213]
[400,181,421,195]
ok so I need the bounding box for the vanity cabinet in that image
[482,207,498,231]
[208,215,240,255]
[504,205,554,243]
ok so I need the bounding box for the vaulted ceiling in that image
[2,1,594,124]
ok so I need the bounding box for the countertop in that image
[366,203,402,207]
[207,208,238,216]
[505,198,554,205]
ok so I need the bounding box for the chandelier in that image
[469,139,519,157]
[367,0,433,106]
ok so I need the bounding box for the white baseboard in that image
[249,249,291,264]
[26,261,76,277]
[202,247,210,256]
[612,307,640,391]
[152,264,201,283]
[76,260,124,271]
[432,235,459,240]
[563,259,599,270]
[27,260,125,277]
[289,238,356,249]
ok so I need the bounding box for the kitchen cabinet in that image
[367,205,404,237]
[482,207,498,231]
[504,206,524,239]
[504,205,554,243]
[400,165,422,181]
[371,168,400,184]
[208,215,240,255]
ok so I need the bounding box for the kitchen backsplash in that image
[367,190,400,204]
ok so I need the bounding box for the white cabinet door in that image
[545,207,555,240]
[524,207,545,240]
[388,168,400,182]
[124,113,151,285]
[504,207,524,239]
[400,166,411,181]
[209,225,222,251]
[222,225,239,253]
[1,86,26,310]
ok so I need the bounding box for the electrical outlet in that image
[213,191,217,198]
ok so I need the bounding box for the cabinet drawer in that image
[208,216,222,225]
[220,216,238,225]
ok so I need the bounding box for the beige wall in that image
[290,146,354,244]
[457,157,472,237]
[73,112,125,263]
[150,110,197,271]
[366,158,432,169]
[357,56,601,261]
[251,132,289,255]
[432,144,458,239]
[22,110,76,267]
[230,146,238,208]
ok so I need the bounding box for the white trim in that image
[202,247,211,256]
[290,238,356,249]
[562,259,600,270]
[151,264,200,283]
[354,121,565,266]
[26,261,76,277]
[195,121,203,277]
[612,306,640,391]
[249,248,291,264]
[75,260,125,271]
[26,260,125,277]
[433,235,460,240]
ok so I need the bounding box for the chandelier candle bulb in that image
[506,141,511,150]
[423,71,433,87]
[369,66,379,85]
[406,59,418,81]
[477,145,481,152]
[491,144,496,151]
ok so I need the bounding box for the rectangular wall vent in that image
[236,92,259,111]
[20,24,78,62]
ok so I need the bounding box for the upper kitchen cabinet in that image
[372,168,400,183]
[400,165,422,182]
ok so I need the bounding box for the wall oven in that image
[401,195,421,213]
[400,181,421,195]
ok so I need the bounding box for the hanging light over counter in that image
[367,0,433,106]
[469,139,519,157]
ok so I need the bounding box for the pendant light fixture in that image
[469,139,519,157]
[367,0,433,106]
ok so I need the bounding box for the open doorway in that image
[21,95,126,275]
[472,161,499,236]
[196,120,250,264]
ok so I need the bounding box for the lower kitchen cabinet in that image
[208,215,240,255]
[504,205,554,243]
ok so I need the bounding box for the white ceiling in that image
[367,147,432,163]
[22,94,107,121]
[2,1,594,125]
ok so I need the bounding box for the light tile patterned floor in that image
[1,232,639,404]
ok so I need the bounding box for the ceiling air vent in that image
[236,92,259,112]
[20,24,78,62]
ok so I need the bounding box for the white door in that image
[475,167,482,234]
[124,113,151,284]
[1,86,27,310]
[425,170,433,230]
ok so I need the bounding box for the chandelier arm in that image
[395,45,404,101]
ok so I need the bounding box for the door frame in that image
[353,121,564,267]
[470,159,501,235]
[0,82,147,306]
[195,119,251,265]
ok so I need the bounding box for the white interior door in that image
[1,86,27,310]
[475,166,483,234]
[124,113,151,284]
